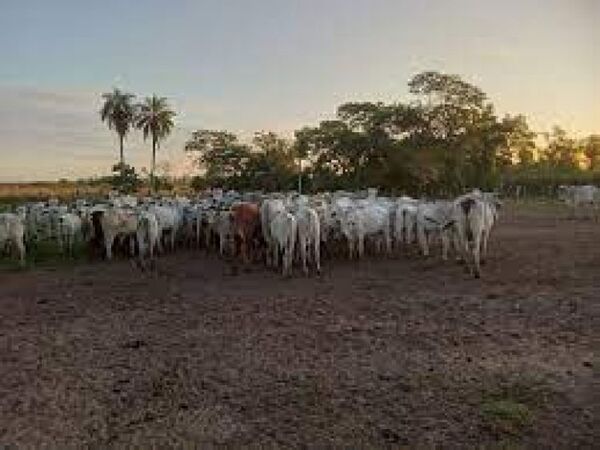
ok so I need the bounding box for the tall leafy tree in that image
[100,88,136,168]
[543,126,580,169]
[583,135,600,170]
[243,132,297,191]
[135,95,176,192]
[500,114,537,166]
[407,71,493,192]
[295,121,368,189]
[408,71,487,140]
[180,70,592,196]
[184,130,251,188]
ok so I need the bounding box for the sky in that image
[0,0,598,182]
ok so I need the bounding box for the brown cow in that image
[230,202,262,265]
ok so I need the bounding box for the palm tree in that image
[100,88,136,167]
[135,95,176,192]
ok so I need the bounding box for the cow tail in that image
[460,198,475,242]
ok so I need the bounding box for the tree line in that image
[184,71,600,197]
[99,71,600,197]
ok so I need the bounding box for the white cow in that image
[294,206,321,275]
[216,210,234,257]
[0,213,26,266]
[448,191,499,278]
[45,204,68,240]
[340,207,365,259]
[394,196,419,249]
[416,201,453,259]
[270,210,297,276]
[202,208,220,251]
[360,203,392,256]
[21,202,46,242]
[333,196,355,212]
[109,194,138,209]
[136,210,160,260]
[558,185,599,219]
[98,207,139,260]
[260,198,286,266]
[57,213,82,255]
[148,204,179,251]
[325,196,355,245]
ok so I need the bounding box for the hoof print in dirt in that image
[379,427,404,444]
[121,339,146,349]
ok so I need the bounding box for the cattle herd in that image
[557,184,600,218]
[0,186,513,278]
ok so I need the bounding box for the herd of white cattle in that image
[0,187,509,278]
[557,184,600,218]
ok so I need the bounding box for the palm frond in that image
[134,94,176,144]
[100,88,136,137]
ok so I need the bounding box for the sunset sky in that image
[0,0,598,181]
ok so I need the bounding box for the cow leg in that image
[283,245,290,276]
[219,234,225,256]
[282,244,290,276]
[265,239,272,267]
[287,245,294,276]
[137,230,146,261]
[104,234,115,260]
[272,243,279,271]
[441,230,450,261]
[418,225,429,256]
[453,232,463,262]
[463,230,475,275]
[170,230,176,251]
[155,234,164,255]
[289,228,297,276]
[472,233,482,278]
[205,230,211,252]
[481,228,491,265]
[455,225,473,275]
[393,232,401,254]
[314,240,321,275]
[385,229,392,255]
[14,238,26,267]
[301,238,308,276]
[57,230,63,254]
[358,235,365,260]
[320,240,328,261]
[129,235,136,257]
[74,232,80,255]
[348,239,354,260]
[242,238,249,266]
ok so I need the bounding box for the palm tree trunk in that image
[118,133,125,183]
[151,136,157,194]
[119,134,124,166]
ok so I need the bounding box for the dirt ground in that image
[1,203,598,448]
